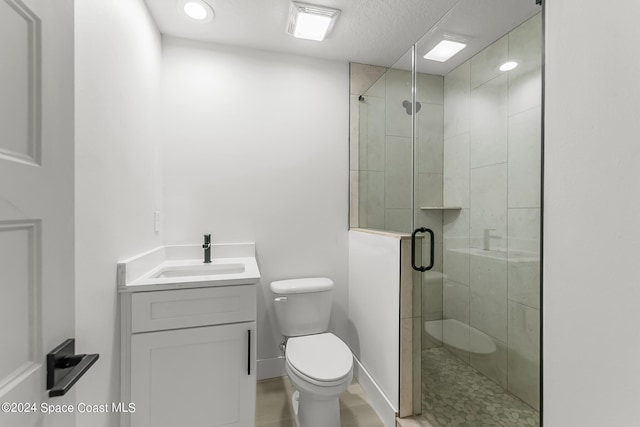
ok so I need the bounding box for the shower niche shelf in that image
[419,206,462,210]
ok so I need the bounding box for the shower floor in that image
[419,347,539,427]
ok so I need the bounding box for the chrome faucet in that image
[202,234,211,263]
[483,229,497,251]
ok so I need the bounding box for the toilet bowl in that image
[286,333,353,427]
[270,278,354,427]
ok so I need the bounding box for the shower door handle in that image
[411,227,434,272]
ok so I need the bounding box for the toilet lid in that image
[286,333,353,382]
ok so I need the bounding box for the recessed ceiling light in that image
[287,2,341,42]
[423,40,467,62]
[499,61,518,72]
[180,0,214,23]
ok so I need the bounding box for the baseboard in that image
[352,356,398,427]
[257,356,286,380]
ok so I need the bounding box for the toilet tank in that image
[270,277,333,337]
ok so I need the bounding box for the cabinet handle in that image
[247,329,251,376]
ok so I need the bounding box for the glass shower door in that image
[413,8,542,426]
[410,54,447,420]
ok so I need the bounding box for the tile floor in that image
[399,348,539,427]
[255,376,385,427]
[259,349,539,427]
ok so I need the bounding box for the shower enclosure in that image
[350,1,542,425]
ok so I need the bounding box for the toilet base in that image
[291,390,300,427]
[291,389,341,427]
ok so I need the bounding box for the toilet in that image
[271,277,353,427]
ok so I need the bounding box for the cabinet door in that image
[130,322,256,427]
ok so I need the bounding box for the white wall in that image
[348,230,401,419]
[75,1,163,426]
[544,1,640,425]
[159,37,350,371]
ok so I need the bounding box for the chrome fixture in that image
[202,234,211,263]
[483,228,498,250]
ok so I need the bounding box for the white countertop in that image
[117,243,260,292]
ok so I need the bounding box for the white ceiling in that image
[415,0,540,74]
[145,0,540,71]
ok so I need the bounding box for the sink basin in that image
[151,263,245,279]
[135,257,258,288]
[118,243,261,291]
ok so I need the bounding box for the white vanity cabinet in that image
[120,284,257,427]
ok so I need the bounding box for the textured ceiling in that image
[145,0,541,71]
[415,0,540,74]
[146,0,457,67]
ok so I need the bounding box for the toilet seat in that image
[287,359,350,388]
[285,333,353,386]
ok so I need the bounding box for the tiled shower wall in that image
[352,65,444,235]
[349,63,387,228]
[414,74,446,344]
[441,14,541,410]
[350,11,541,412]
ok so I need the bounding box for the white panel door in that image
[130,322,256,427]
[0,0,75,426]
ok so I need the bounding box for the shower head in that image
[402,100,422,115]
